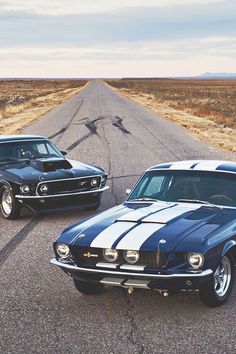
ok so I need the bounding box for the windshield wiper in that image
[177,199,210,205]
[0,158,29,165]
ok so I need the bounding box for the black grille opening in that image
[70,246,167,268]
[38,176,101,195]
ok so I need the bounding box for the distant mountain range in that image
[198,72,236,78]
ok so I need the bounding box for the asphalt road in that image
[1,80,236,354]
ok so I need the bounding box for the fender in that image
[0,180,13,191]
[222,239,236,257]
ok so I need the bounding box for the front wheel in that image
[199,254,234,307]
[73,279,104,295]
[0,185,21,220]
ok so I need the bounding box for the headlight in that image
[101,176,107,187]
[55,243,70,259]
[90,178,98,187]
[39,183,48,193]
[20,184,30,194]
[187,252,204,269]
[103,248,118,262]
[124,250,139,264]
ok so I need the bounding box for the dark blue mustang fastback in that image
[51,160,236,307]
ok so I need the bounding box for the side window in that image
[143,176,165,196]
[47,143,58,155]
[37,143,47,155]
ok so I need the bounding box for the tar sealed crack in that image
[124,292,145,354]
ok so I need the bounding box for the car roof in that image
[149,160,236,174]
[0,135,47,143]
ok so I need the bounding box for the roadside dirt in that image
[0,81,88,135]
[106,82,236,153]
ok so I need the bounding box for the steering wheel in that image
[24,151,33,159]
[209,194,234,205]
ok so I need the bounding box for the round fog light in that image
[124,250,139,264]
[103,248,118,262]
[39,183,48,193]
[90,179,98,187]
[56,243,70,259]
[20,184,30,194]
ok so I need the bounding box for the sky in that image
[0,0,235,78]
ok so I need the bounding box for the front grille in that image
[139,251,167,267]
[70,246,167,268]
[37,176,101,196]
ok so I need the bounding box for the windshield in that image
[0,139,63,162]
[127,170,236,207]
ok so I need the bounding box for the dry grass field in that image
[0,79,87,134]
[107,79,236,152]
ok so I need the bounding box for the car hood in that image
[0,159,103,183]
[58,201,234,252]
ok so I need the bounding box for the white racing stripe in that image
[116,204,201,250]
[193,160,223,171]
[75,205,124,233]
[116,223,164,250]
[117,203,172,222]
[90,221,136,248]
[169,161,199,170]
[143,204,200,223]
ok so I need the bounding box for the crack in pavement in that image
[124,292,145,354]
[131,111,181,160]
[95,91,120,206]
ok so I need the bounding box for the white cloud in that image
[1,36,235,60]
[0,36,235,77]
[0,0,234,77]
[0,0,225,15]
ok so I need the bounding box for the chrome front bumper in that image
[50,258,213,279]
[15,186,109,199]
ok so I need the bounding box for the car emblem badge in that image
[78,233,86,239]
[79,181,87,187]
[83,252,98,258]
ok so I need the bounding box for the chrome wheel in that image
[2,189,13,215]
[214,256,232,298]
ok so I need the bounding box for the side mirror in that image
[126,189,131,195]
[61,150,67,156]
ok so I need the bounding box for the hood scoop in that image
[30,158,72,172]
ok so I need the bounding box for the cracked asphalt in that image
[1,80,236,354]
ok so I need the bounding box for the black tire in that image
[0,185,21,220]
[73,279,104,295]
[199,254,234,307]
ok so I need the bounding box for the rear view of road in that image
[1,81,235,354]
